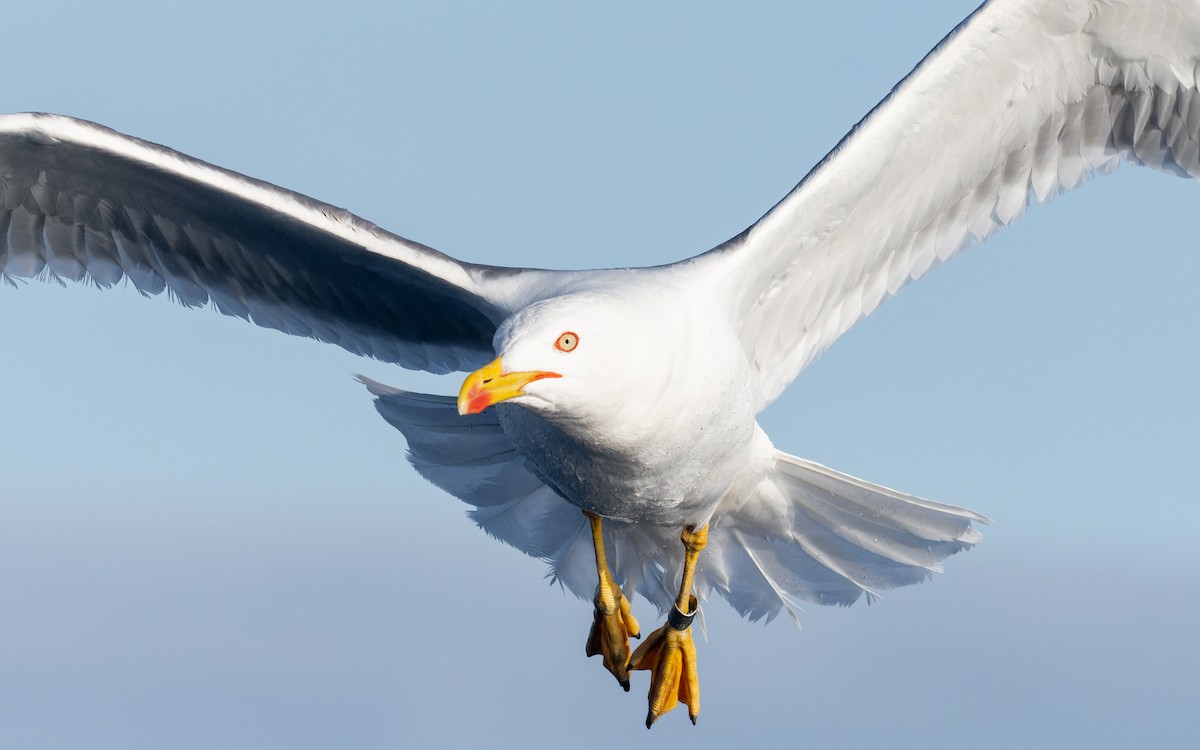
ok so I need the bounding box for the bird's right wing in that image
[0,113,559,374]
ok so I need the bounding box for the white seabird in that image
[2,0,1199,728]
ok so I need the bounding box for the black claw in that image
[620,679,630,692]
[690,714,698,726]
[645,711,656,730]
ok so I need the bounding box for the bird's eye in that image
[555,331,579,352]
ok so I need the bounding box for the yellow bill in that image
[458,356,561,416]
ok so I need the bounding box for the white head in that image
[457,291,686,425]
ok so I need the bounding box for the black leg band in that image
[667,595,698,630]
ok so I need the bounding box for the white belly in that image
[495,382,764,526]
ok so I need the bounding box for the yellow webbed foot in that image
[585,581,641,690]
[629,594,699,728]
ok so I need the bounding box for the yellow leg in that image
[583,511,640,691]
[630,524,707,728]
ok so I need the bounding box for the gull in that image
[2,0,1199,728]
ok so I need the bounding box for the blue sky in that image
[2,1,1198,747]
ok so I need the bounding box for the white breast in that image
[495,301,765,525]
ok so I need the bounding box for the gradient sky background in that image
[2,1,1198,747]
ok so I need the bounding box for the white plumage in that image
[3,0,1199,629]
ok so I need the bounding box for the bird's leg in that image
[584,510,640,691]
[629,523,707,728]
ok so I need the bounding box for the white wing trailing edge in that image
[0,113,565,374]
[701,0,1200,409]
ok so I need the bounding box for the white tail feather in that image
[701,452,987,623]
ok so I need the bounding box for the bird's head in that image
[457,292,663,420]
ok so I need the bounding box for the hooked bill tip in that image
[457,389,491,416]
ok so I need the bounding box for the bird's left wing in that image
[697,0,1200,409]
[0,113,558,374]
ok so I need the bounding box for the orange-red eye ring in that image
[555,331,579,352]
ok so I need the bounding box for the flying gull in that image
[2,0,1198,728]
